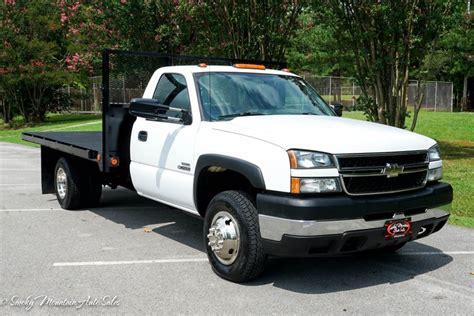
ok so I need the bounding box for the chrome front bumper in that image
[259,205,451,242]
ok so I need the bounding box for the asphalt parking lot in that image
[1,142,473,315]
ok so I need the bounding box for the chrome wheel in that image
[56,167,67,199]
[207,211,240,265]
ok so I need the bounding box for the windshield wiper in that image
[300,112,319,115]
[218,111,264,120]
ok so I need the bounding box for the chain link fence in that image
[64,72,453,113]
[59,80,101,113]
[304,76,359,108]
[406,80,453,111]
[303,75,453,112]
[60,74,176,113]
[64,50,286,113]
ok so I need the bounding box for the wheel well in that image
[41,147,101,194]
[195,167,258,217]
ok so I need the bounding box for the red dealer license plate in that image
[384,218,412,239]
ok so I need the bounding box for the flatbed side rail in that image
[22,132,100,162]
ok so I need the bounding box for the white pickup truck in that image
[23,60,453,282]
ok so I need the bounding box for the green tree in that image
[315,0,457,129]
[430,4,473,111]
[1,0,82,123]
[63,1,194,58]
[187,0,305,61]
[1,0,309,124]
[286,10,354,76]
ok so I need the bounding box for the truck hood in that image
[212,115,436,154]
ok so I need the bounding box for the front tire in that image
[204,190,266,283]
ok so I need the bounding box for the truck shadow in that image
[92,187,205,252]
[90,188,453,294]
[248,246,453,293]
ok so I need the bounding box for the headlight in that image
[428,144,442,181]
[288,150,335,169]
[291,177,342,193]
[428,144,441,161]
[427,168,442,181]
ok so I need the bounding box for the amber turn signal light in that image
[291,177,300,194]
[287,150,298,169]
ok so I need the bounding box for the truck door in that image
[130,72,198,214]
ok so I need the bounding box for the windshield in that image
[194,72,334,121]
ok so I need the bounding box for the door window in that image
[153,73,191,118]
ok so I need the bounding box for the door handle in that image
[138,131,148,142]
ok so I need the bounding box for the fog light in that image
[427,168,442,181]
[299,178,341,193]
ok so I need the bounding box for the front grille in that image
[336,152,428,195]
[338,152,428,170]
[342,171,427,195]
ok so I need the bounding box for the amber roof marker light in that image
[233,64,266,70]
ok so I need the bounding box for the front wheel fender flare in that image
[193,154,266,213]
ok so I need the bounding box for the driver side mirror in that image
[330,103,343,117]
[129,98,192,125]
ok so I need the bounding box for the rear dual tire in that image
[54,157,102,210]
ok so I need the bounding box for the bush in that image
[356,96,378,122]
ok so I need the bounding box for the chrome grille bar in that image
[335,151,429,196]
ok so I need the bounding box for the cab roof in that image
[156,65,299,77]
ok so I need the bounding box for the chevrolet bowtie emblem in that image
[382,163,404,178]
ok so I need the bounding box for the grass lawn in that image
[320,94,356,103]
[343,110,474,228]
[1,111,473,228]
[0,113,102,146]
